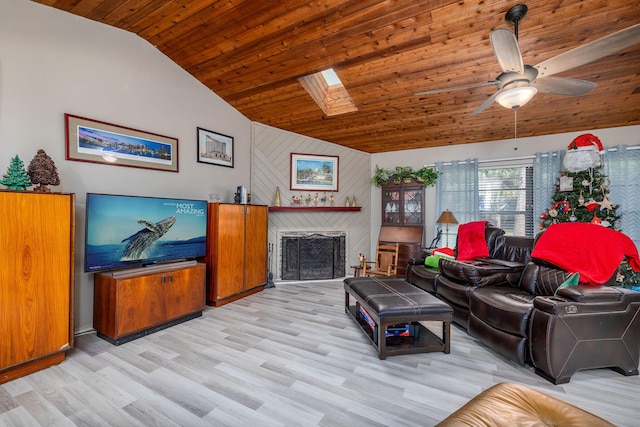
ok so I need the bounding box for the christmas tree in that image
[0,155,32,190]
[539,134,637,290]
[538,165,620,230]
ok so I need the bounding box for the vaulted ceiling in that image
[33,0,640,153]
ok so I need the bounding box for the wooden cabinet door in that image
[382,186,401,225]
[382,182,424,226]
[164,265,205,320]
[214,204,246,298]
[402,186,424,225]
[115,274,165,336]
[244,205,268,289]
[0,192,73,369]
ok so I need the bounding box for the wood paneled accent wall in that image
[251,123,371,280]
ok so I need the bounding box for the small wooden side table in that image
[351,265,363,277]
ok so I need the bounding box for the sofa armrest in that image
[408,257,426,266]
[532,286,640,315]
[555,285,624,302]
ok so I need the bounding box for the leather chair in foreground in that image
[436,382,614,426]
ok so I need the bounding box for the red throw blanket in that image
[531,222,640,285]
[456,221,489,260]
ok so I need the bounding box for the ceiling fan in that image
[415,4,640,116]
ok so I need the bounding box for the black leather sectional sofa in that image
[406,223,640,384]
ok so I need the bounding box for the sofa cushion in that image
[468,313,529,366]
[493,235,534,264]
[518,262,572,296]
[408,265,440,294]
[439,259,514,287]
[470,286,535,337]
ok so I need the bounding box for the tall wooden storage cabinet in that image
[206,203,268,306]
[379,180,425,276]
[0,190,75,384]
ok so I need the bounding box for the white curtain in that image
[605,145,640,247]
[533,150,564,231]
[435,159,479,244]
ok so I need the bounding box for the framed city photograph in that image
[197,127,234,168]
[65,114,178,172]
[290,153,339,192]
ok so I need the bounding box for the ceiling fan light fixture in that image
[496,86,537,110]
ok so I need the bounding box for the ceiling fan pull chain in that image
[514,109,518,140]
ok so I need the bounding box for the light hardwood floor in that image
[1,279,639,426]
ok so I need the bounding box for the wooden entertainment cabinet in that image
[93,261,205,345]
[205,203,268,306]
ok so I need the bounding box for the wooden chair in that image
[362,242,400,277]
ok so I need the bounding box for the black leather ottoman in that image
[344,277,453,359]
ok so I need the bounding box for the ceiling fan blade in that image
[533,76,597,96]
[535,23,640,78]
[415,81,496,96]
[490,28,524,74]
[470,90,501,116]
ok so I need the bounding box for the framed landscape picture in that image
[290,153,339,192]
[65,114,179,172]
[197,127,234,168]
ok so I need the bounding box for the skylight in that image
[320,68,342,87]
[299,68,357,116]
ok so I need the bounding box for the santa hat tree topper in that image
[563,133,605,172]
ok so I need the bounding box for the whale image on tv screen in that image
[85,193,207,272]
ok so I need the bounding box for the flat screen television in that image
[85,193,207,273]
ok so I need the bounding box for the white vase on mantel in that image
[274,186,281,207]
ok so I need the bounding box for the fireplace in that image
[280,231,346,280]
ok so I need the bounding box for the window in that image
[478,165,534,236]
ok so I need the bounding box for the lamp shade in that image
[436,210,458,225]
[496,86,537,110]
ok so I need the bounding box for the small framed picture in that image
[559,175,573,192]
[197,127,234,168]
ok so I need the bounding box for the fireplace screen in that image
[281,233,346,280]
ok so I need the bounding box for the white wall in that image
[370,126,640,245]
[1,0,252,333]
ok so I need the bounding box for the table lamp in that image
[436,210,458,248]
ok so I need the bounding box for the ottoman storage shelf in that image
[344,277,453,359]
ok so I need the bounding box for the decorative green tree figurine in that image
[0,155,32,190]
[27,149,60,192]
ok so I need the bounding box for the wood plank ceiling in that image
[33,0,640,153]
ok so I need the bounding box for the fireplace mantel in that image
[269,206,361,213]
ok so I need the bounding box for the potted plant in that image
[401,166,413,183]
[373,165,441,187]
[413,167,441,186]
[392,166,403,183]
[371,165,393,187]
